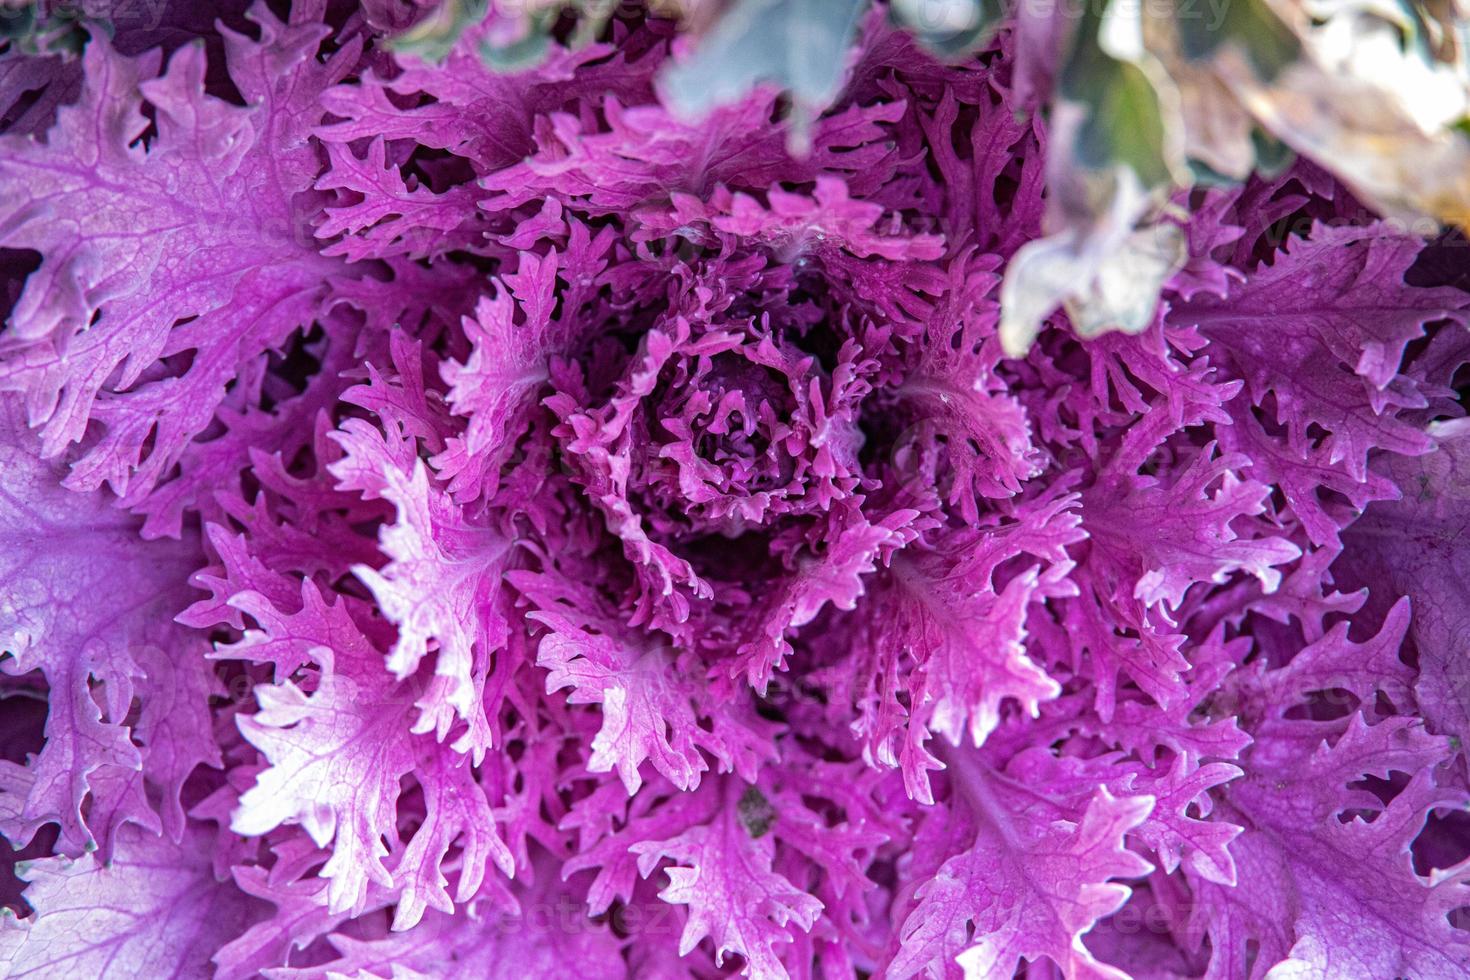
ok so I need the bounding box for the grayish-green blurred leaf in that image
[391,0,489,62]
[889,0,1003,56]
[0,3,88,57]
[1249,125,1296,174]
[479,20,553,69]
[659,0,868,125]
[999,0,1188,356]
[1060,2,1175,190]
[999,186,1188,356]
[1176,0,1300,79]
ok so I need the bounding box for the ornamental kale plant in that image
[2,2,1469,978]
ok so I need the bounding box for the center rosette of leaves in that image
[640,329,861,532]
[549,306,869,633]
